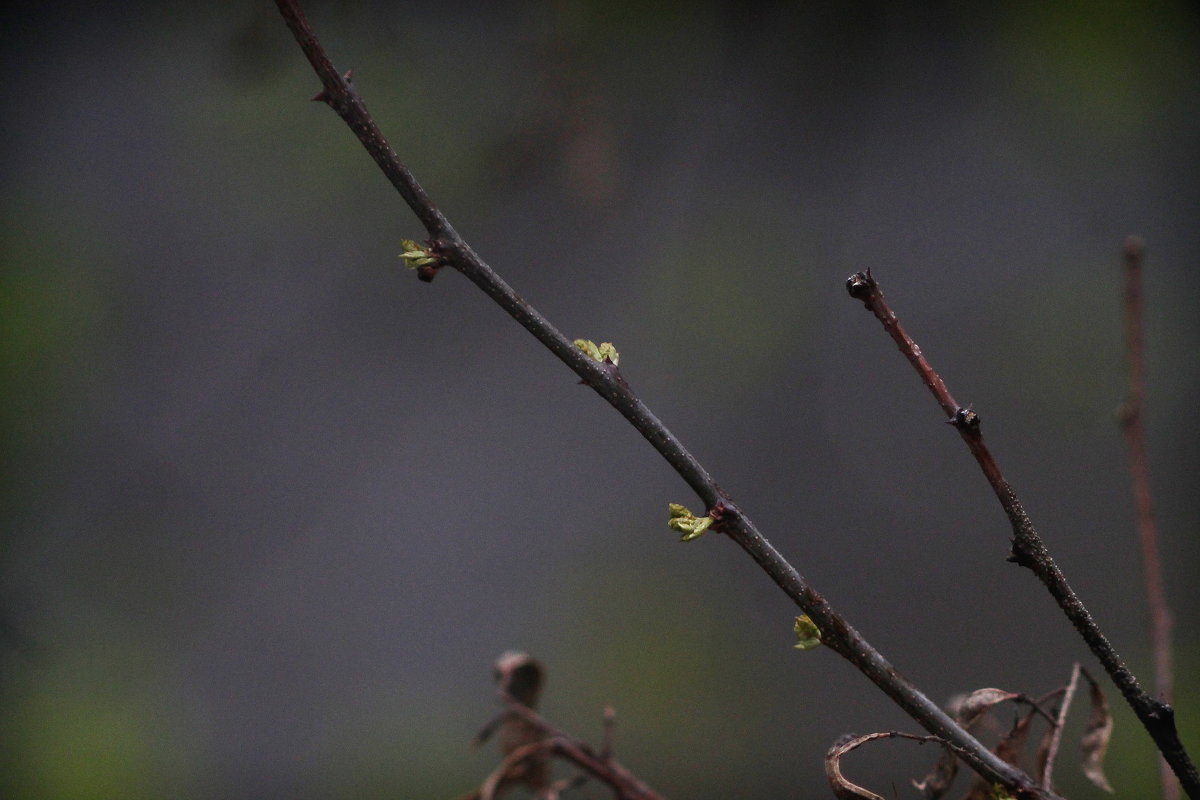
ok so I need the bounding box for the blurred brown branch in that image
[464,652,663,800]
[1119,236,1178,800]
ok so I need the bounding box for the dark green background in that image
[2,2,1198,798]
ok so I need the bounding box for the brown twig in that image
[1038,662,1081,790]
[1119,236,1178,800]
[478,702,664,800]
[272,3,1063,796]
[847,268,1199,798]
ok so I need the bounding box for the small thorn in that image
[342,69,354,83]
[310,88,330,103]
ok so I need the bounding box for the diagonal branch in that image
[273,2,1061,797]
[846,268,1198,798]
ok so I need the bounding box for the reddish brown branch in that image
[1119,236,1177,800]
[847,269,1199,798]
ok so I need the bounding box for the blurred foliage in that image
[639,186,823,409]
[0,628,188,800]
[0,202,106,507]
[1000,0,1198,140]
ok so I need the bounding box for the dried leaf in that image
[493,651,544,709]
[957,709,1039,800]
[949,689,1020,729]
[912,749,958,799]
[1033,720,1056,789]
[995,707,1036,768]
[827,732,942,799]
[1079,668,1114,792]
[826,733,891,800]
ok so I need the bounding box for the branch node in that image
[948,405,981,432]
[1007,537,1035,568]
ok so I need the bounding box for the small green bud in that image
[667,503,690,519]
[793,615,822,650]
[573,339,619,365]
[666,503,713,541]
[399,239,440,269]
[597,342,619,366]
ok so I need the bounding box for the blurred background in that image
[2,1,1198,798]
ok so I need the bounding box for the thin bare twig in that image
[271,2,1065,797]
[1119,236,1178,800]
[1038,663,1081,790]
[846,269,1198,798]
[480,701,663,800]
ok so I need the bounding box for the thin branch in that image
[1038,662,1081,790]
[1119,236,1178,800]
[272,2,1061,797]
[846,269,1199,798]
[481,701,664,800]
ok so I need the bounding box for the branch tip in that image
[1122,235,1145,261]
[845,269,876,301]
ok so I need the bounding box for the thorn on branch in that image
[310,70,354,104]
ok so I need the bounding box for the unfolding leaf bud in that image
[666,503,713,541]
[793,615,822,650]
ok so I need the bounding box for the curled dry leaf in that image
[827,733,892,800]
[1079,668,1114,793]
[950,688,1021,729]
[827,732,939,800]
